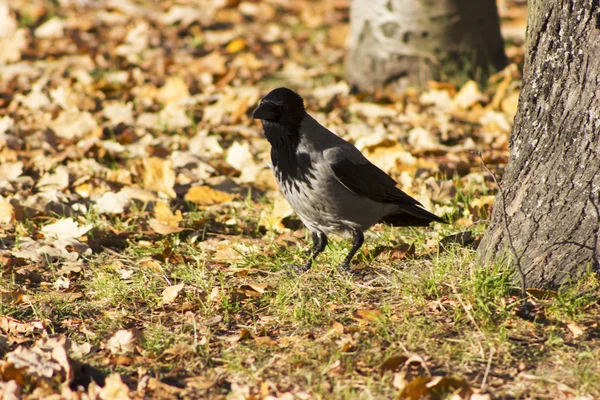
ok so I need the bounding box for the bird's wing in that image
[325,146,420,206]
[326,146,448,224]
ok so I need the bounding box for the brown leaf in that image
[99,373,130,400]
[237,283,271,298]
[0,196,15,224]
[107,330,137,354]
[380,355,409,373]
[225,38,246,53]
[400,375,473,400]
[154,202,182,226]
[184,186,235,205]
[162,283,184,304]
[566,322,584,339]
[148,219,185,235]
[525,288,558,300]
[254,336,277,347]
[352,309,383,323]
[141,157,176,199]
[156,76,190,105]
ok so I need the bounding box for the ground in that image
[0,0,599,399]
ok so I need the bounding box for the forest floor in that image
[1,0,599,399]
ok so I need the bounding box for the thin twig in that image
[481,346,495,391]
[471,151,535,319]
[472,151,527,297]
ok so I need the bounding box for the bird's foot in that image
[337,262,365,276]
[286,262,312,275]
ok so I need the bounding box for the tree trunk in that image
[346,0,507,92]
[479,0,600,289]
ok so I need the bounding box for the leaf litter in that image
[0,0,598,399]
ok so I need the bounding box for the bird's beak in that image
[252,104,278,121]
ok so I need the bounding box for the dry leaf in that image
[0,161,23,181]
[452,80,483,110]
[148,219,185,235]
[237,283,271,298]
[50,109,98,140]
[34,17,64,39]
[107,330,136,354]
[352,309,382,323]
[95,192,131,214]
[100,373,130,400]
[258,193,294,231]
[566,322,584,339]
[141,157,176,198]
[154,202,182,226]
[162,283,184,304]
[0,196,15,224]
[226,38,246,53]
[156,76,190,105]
[184,186,234,205]
[42,218,92,240]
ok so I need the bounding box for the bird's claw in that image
[286,263,312,275]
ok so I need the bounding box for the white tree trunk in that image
[346,0,506,91]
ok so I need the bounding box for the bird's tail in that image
[380,205,448,227]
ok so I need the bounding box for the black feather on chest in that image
[273,148,316,191]
[263,123,316,191]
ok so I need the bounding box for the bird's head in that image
[252,88,305,134]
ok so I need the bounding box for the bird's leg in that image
[339,230,364,271]
[292,231,327,273]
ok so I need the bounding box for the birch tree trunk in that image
[479,0,600,288]
[346,0,506,92]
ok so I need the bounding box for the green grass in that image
[2,176,599,399]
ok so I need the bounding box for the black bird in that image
[252,87,447,272]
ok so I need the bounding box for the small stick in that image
[472,151,534,319]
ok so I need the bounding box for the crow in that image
[252,87,447,272]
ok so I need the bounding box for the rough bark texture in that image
[479,0,600,288]
[346,0,506,92]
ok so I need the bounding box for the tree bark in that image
[346,0,507,92]
[479,0,600,289]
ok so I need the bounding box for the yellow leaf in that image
[154,202,182,226]
[237,283,271,298]
[162,283,184,304]
[226,38,246,53]
[184,186,234,205]
[156,76,190,105]
[0,196,15,224]
[141,157,176,199]
[567,322,584,338]
[352,309,382,323]
[100,373,131,400]
[148,219,185,235]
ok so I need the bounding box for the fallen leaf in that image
[0,161,23,181]
[107,330,136,354]
[525,288,558,300]
[41,218,92,240]
[148,219,185,235]
[452,80,483,110]
[0,196,15,224]
[141,157,176,198]
[162,283,184,304]
[352,309,383,323]
[226,38,246,53]
[154,202,182,226]
[184,186,234,205]
[99,373,130,400]
[95,192,131,214]
[566,322,584,339]
[156,76,190,105]
[50,109,98,140]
